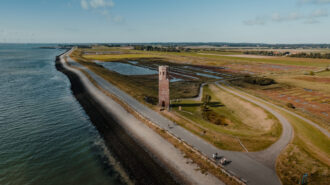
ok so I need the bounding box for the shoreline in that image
[55,53,182,185]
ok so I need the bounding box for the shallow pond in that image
[196,72,223,79]
[96,61,158,75]
[170,77,183,82]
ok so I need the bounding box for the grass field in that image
[70,48,203,103]
[315,70,330,76]
[83,54,156,61]
[132,49,330,68]
[84,45,330,68]
[171,84,282,151]
[79,68,241,185]
[223,86,330,185]
[71,46,329,184]
[276,110,330,185]
[273,75,330,93]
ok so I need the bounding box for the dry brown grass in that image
[161,110,244,151]
[277,144,330,185]
[167,84,282,151]
[209,84,275,131]
[70,49,201,103]
[221,87,330,184]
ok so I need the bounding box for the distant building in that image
[158,66,170,110]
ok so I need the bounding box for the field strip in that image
[218,83,329,138]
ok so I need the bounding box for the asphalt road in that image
[215,83,293,168]
[225,84,330,138]
[65,55,284,185]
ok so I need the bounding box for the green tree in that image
[202,94,212,105]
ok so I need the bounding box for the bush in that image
[202,94,212,105]
[244,76,275,86]
[201,108,228,126]
[144,96,158,105]
[286,103,295,109]
[290,52,330,59]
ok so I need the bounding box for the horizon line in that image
[1,42,330,45]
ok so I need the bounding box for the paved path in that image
[215,83,293,167]
[65,53,284,185]
[186,82,208,101]
[216,83,329,138]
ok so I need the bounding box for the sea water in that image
[0,44,128,185]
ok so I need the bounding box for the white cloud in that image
[245,9,328,25]
[79,0,123,23]
[80,0,114,10]
[299,0,330,4]
[113,15,124,23]
[243,16,266,25]
[310,9,328,18]
[81,0,89,10]
[90,0,114,9]
[100,9,109,16]
[304,19,320,24]
[272,12,304,22]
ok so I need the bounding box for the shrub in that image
[244,76,275,86]
[144,96,158,105]
[201,108,228,126]
[287,103,295,109]
[202,94,212,105]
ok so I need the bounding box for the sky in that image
[0,0,330,43]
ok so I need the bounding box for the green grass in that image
[277,143,329,185]
[80,47,330,69]
[222,86,329,184]
[71,49,202,102]
[200,55,330,67]
[279,110,329,162]
[315,70,330,77]
[273,75,330,93]
[133,49,330,67]
[195,50,243,55]
[83,54,156,61]
[225,85,329,157]
[276,111,330,185]
[171,85,282,151]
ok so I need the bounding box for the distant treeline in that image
[231,76,276,86]
[243,50,330,59]
[133,45,183,52]
[289,52,330,59]
[243,51,290,56]
[47,43,330,50]
[127,43,330,49]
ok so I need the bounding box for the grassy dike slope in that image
[170,84,282,152]
[222,86,330,185]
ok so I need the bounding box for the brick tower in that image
[158,66,170,110]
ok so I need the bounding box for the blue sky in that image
[0,0,329,43]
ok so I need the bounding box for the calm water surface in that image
[0,44,128,185]
[95,61,158,75]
